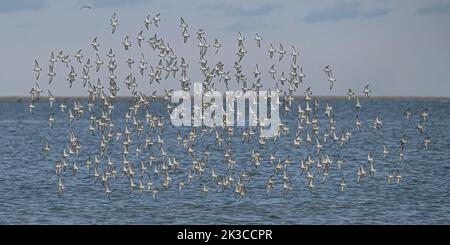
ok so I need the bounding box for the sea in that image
[0,97,449,224]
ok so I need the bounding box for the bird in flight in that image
[80,5,92,10]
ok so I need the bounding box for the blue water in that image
[0,98,449,224]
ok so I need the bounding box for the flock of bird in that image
[28,12,431,199]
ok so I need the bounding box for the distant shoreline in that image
[1,95,449,101]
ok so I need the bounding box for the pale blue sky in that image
[0,0,449,96]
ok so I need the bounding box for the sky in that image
[0,0,449,97]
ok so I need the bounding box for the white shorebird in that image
[355,96,362,110]
[346,89,355,100]
[421,109,429,122]
[363,84,371,97]
[395,170,402,185]
[182,29,190,43]
[136,30,144,47]
[58,177,64,197]
[33,60,42,80]
[48,65,56,84]
[328,74,336,90]
[355,115,362,131]
[49,52,57,65]
[91,37,100,51]
[213,38,221,54]
[122,36,132,50]
[255,33,262,48]
[268,43,275,59]
[339,177,346,192]
[387,171,394,184]
[110,13,119,34]
[74,49,83,63]
[404,108,412,122]
[383,144,389,159]
[153,13,161,27]
[373,116,383,129]
[43,140,50,158]
[278,43,286,61]
[126,58,134,69]
[291,45,299,62]
[202,183,209,195]
[179,17,188,30]
[424,137,431,150]
[144,14,152,30]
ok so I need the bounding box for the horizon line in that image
[2,95,449,101]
